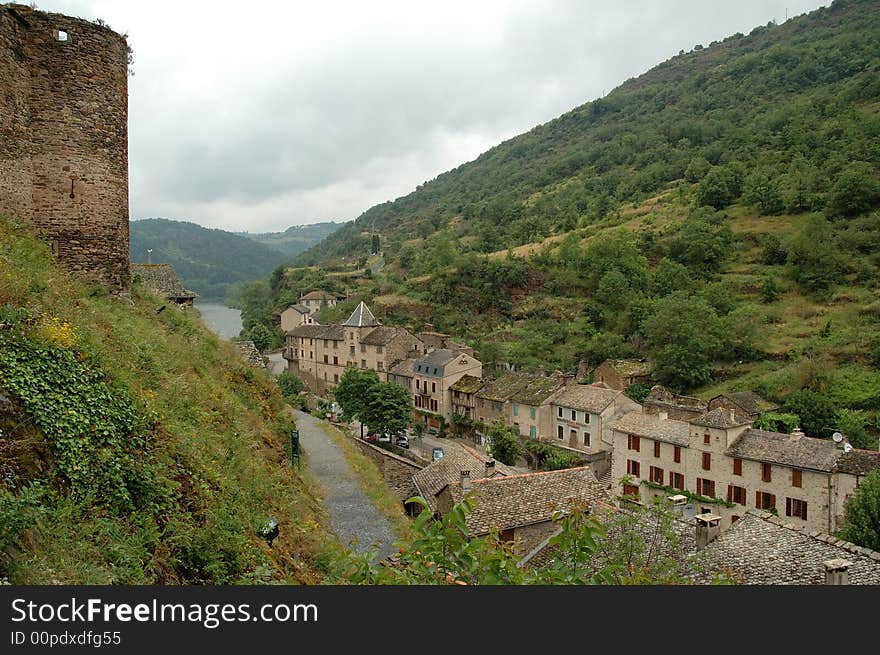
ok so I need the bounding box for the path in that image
[292,409,397,559]
[266,350,286,376]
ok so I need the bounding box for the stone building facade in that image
[0,5,130,289]
[549,383,641,453]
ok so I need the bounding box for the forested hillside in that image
[130,218,290,300]
[242,222,342,258]
[253,0,880,447]
[0,218,331,583]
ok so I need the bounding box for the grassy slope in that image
[0,217,336,584]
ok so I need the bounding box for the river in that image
[194,302,242,340]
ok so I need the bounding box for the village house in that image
[549,383,641,454]
[475,374,530,430]
[449,374,483,420]
[707,391,779,421]
[433,467,610,557]
[643,385,708,420]
[592,358,652,391]
[279,303,315,332]
[608,406,880,534]
[387,358,416,392]
[298,290,339,314]
[411,349,482,426]
[283,302,422,394]
[131,263,197,306]
[506,375,568,441]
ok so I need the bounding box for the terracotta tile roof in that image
[725,428,842,472]
[131,263,197,301]
[411,442,513,511]
[448,467,610,536]
[450,374,484,394]
[549,383,623,414]
[287,324,345,340]
[343,302,379,327]
[608,411,691,446]
[509,376,563,406]
[836,448,880,476]
[361,326,408,345]
[475,374,530,402]
[710,391,778,416]
[300,290,335,301]
[691,407,752,429]
[694,510,880,584]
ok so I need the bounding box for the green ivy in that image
[640,479,736,508]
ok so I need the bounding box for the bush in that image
[277,372,305,404]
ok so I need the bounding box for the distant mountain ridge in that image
[238,222,342,258]
[130,218,291,300]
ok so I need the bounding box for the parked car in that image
[364,434,378,442]
[395,435,409,449]
[378,433,391,443]
[432,447,444,462]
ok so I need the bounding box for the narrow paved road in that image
[292,409,397,560]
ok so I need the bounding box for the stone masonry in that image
[0,4,130,289]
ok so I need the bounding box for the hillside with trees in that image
[252,0,880,447]
[130,218,291,300]
[241,222,343,258]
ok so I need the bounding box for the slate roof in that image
[411,442,513,512]
[343,302,379,327]
[509,376,563,406]
[549,383,624,414]
[415,349,471,373]
[300,290,335,301]
[285,303,310,315]
[608,411,691,446]
[725,428,844,472]
[287,324,345,340]
[131,264,197,301]
[694,510,880,585]
[447,467,610,536]
[836,448,880,476]
[601,358,652,377]
[475,374,529,402]
[691,407,752,429]
[450,374,484,394]
[710,391,779,416]
[361,326,407,346]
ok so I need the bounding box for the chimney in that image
[790,426,804,441]
[823,559,852,585]
[668,494,687,517]
[484,460,496,478]
[694,513,722,550]
[658,411,668,421]
[460,470,471,492]
[728,408,736,423]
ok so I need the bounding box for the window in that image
[786,498,808,520]
[376,345,383,354]
[696,478,715,497]
[309,351,313,359]
[649,466,664,484]
[431,382,436,393]
[761,463,772,482]
[323,339,328,348]
[571,410,577,421]
[674,446,681,463]
[669,472,685,490]
[333,374,339,383]
[333,356,338,365]
[584,432,591,447]
[584,414,590,424]
[557,407,563,418]
[530,407,536,420]
[56,29,69,42]
[792,469,802,488]
[529,426,536,439]
[727,485,746,505]
[377,361,384,371]
[702,452,711,471]
[703,433,710,444]
[513,403,519,417]
[300,350,304,357]
[360,359,366,369]
[626,460,640,477]
[360,344,366,353]
[733,458,742,476]
[627,435,640,452]
[622,484,640,499]
[755,491,776,510]
[433,368,438,375]
[557,426,563,440]
[570,428,577,443]
[323,355,328,364]
[350,346,355,356]
[653,441,661,458]
[333,341,337,349]
[417,365,422,372]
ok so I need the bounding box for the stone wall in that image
[0,5,129,290]
[351,437,426,499]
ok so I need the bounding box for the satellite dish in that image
[832,432,843,443]
[843,443,853,453]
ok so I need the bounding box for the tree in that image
[840,471,880,552]
[277,371,304,403]
[487,420,524,466]
[786,217,846,294]
[783,389,837,438]
[826,162,880,218]
[743,167,784,215]
[836,409,873,450]
[333,368,381,437]
[696,166,741,209]
[760,276,779,303]
[246,323,274,351]
[362,381,412,438]
[667,210,734,277]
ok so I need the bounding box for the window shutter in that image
[770,494,776,510]
[727,485,732,503]
[755,491,760,507]
[696,479,702,495]
[786,497,791,516]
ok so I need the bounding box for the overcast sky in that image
[41,0,827,232]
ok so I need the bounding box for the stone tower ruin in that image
[0,4,130,290]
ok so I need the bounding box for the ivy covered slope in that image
[0,218,331,584]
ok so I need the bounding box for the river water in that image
[194,302,242,340]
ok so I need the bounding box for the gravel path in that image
[292,409,397,559]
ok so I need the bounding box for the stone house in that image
[433,467,610,557]
[643,385,707,420]
[506,375,567,441]
[592,358,652,391]
[608,406,880,534]
[387,358,416,393]
[131,263,197,306]
[299,290,338,314]
[412,349,482,424]
[283,302,422,395]
[549,383,642,453]
[279,303,315,332]
[707,391,779,421]
[449,374,483,420]
[475,374,530,429]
